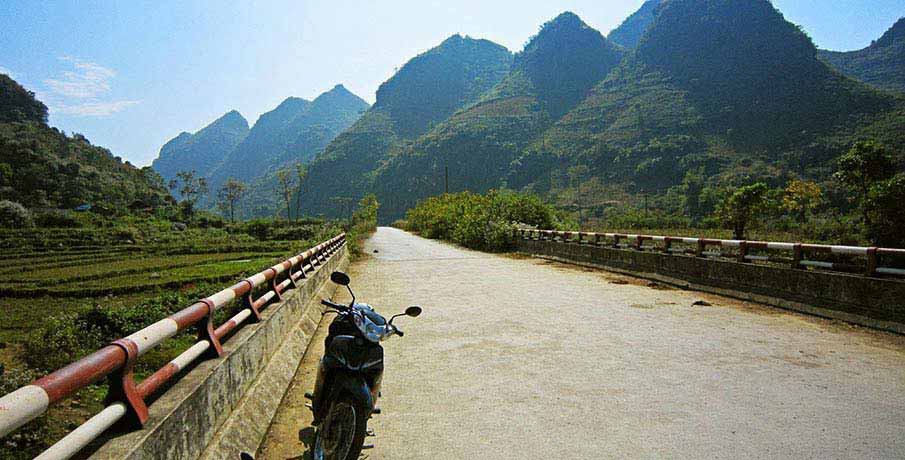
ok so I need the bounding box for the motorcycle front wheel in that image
[312,394,368,460]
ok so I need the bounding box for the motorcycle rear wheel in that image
[312,394,368,460]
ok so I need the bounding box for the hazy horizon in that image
[2,0,902,167]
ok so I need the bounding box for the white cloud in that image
[44,57,116,98]
[0,66,14,79]
[50,100,141,117]
[41,57,139,117]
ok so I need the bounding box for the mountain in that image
[205,97,310,185]
[512,0,900,194]
[372,12,625,220]
[151,110,249,184]
[296,34,513,217]
[608,0,663,49]
[204,85,368,196]
[0,74,170,210]
[819,18,905,93]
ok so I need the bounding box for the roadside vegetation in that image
[544,141,905,248]
[402,141,903,255]
[402,190,564,252]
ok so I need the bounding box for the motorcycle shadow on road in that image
[296,427,372,460]
[290,427,315,460]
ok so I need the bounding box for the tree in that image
[0,200,32,228]
[352,194,380,232]
[294,163,309,220]
[682,168,706,221]
[168,170,208,219]
[834,141,896,235]
[716,183,768,240]
[217,178,246,222]
[276,167,294,220]
[865,173,905,247]
[782,179,823,223]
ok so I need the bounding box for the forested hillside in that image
[819,18,905,93]
[151,110,249,184]
[510,0,901,196]
[296,34,513,217]
[0,74,171,210]
[373,12,624,219]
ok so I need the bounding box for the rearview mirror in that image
[330,271,351,286]
[405,305,422,317]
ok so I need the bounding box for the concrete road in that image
[261,227,905,459]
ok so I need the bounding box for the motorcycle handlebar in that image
[321,299,346,310]
[394,326,404,337]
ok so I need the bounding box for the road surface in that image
[260,227,905,459]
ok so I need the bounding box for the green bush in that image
[243,218,272,239]
[194,213,225,229]
[32,209,82,228]
[112,226,140,243]
[0,200,32,228]
[345,194,380,257]
[22,281,231,373]
[406,190,558,251]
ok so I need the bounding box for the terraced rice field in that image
[0,241,303,343]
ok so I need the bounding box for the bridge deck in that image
[260,227,905,459]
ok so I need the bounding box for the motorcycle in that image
[307,270,422,460]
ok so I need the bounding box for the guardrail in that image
[0,233,346,460]
[516,229,905,277]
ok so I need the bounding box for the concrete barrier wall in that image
[516,239,905,334]
[89,246,348,460]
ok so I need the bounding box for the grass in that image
[4,252,283,285]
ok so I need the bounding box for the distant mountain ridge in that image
[296,34,513,218]
[608,0,663,49]
[151,110,249,184]
[205,84,368,192]
[819,18,905,93]
[151,84,369,215]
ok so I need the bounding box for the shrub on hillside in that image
[0,200,32,228]
[243,218,272,239]
[32,209,82,228]
[24,303,170,372]
[21,278,255,373]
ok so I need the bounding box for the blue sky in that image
[1,0,902,167]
